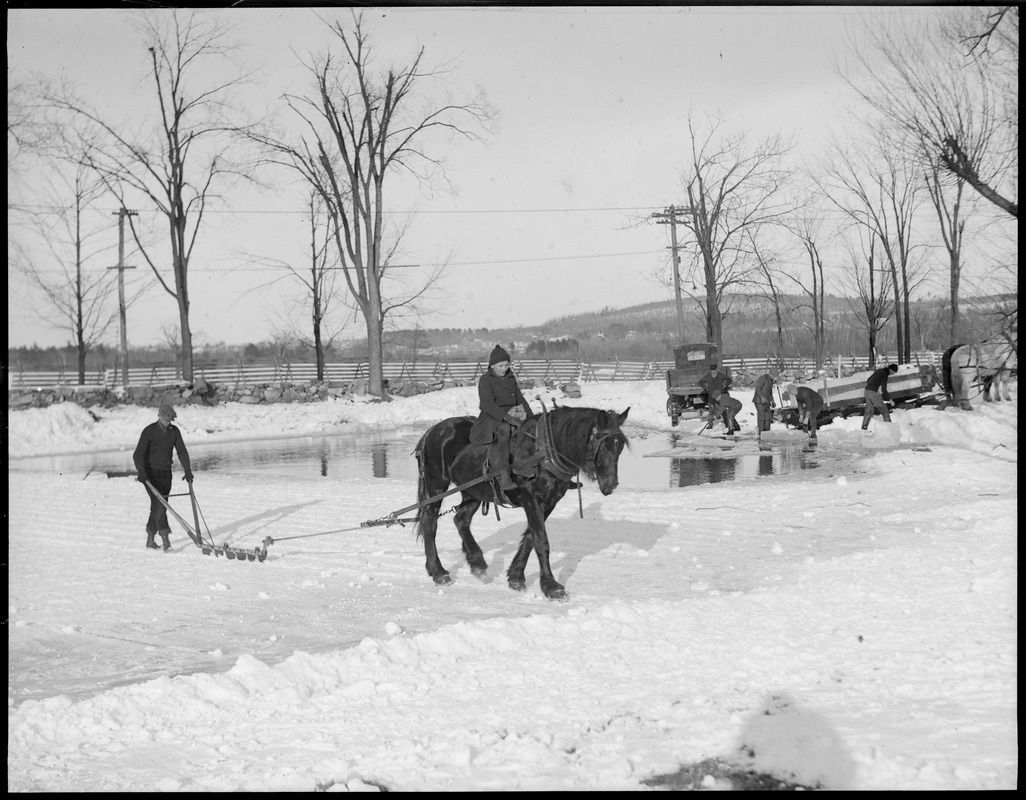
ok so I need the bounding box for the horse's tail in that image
[413,427,442,544]
[941,345,960,396]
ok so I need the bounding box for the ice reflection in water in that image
[667,444,819,489]
[11,429,835,490]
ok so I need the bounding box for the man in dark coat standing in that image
[470,345,535,490]
[753,371,777,436]
[133,404,193,551]
[862,363,898,430]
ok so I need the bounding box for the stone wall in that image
[6,376,472,411]
[5,375,577,411]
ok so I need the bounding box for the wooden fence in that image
[8,352,944,390]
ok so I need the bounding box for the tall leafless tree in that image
[10,165,122,382]
[245,12,493,397]
[839,228,893,367]
[923,153,969,344]
[783,194,831,370]
[745,232,788,366]
[676,114,794,356]
[842,7,1017,218]
[244,192,352,381]
[44,10,254,382]
[819,133,928,364]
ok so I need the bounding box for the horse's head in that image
[585,407,630,495]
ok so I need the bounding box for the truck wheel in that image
[666,398,680,426]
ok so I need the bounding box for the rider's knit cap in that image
[489,345,511,366]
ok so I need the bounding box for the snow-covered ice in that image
[7,380,1017,790]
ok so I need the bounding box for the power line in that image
[7,202,664,216]
[16,249,668,276]
[6,201,885,222]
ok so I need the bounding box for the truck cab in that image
[665,342,725,426]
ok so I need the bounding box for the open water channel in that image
[11,426,861,489]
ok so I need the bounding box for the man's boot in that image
[146,531,159,550]
[159,532,171,552]
[497,471,517,491]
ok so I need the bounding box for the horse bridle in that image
[526,403,625,482]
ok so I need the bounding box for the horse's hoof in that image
[508,579,526,592]
[432,573,453,586]
[471,566,488,579]
[545,588,569,602]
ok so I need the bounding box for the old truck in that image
[665,342,726,426]
[776,364,940,428]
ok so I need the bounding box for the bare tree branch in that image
[243,11,494,396]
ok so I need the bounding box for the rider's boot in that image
[159,531,172,552]
[146,530,159,550]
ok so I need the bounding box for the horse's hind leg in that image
[418,501,452,586]
[453,495,488,578]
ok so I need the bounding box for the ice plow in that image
[143,481,271,562]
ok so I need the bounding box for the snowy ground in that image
[7,380,1017,791]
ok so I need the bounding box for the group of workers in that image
[698,361,900,441]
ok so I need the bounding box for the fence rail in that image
[7,352,944,391]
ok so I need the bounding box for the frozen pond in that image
[10,426,862,490]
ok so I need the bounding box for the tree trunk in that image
[313,318,325,382]
[949,252,960,344]
[177,278,193,382]
[888,267,902,365]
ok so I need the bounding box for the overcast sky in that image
[8,5,979,350]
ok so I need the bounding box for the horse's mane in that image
[535,406,619,465]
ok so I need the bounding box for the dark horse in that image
[413,405,630,600]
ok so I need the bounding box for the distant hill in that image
[8,292,1013,371]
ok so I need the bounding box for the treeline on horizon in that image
[8,292,1012,373]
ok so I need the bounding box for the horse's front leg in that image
[521,494,566,600]
[997,373,1010,402]
[453,494,488,578]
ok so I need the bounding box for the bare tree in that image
[819,133,928,363]
[676,114,794,355]
[839,228,893,367]
[923,153,969,344]
[782,195,831,370]
[10,165,122,383]
[44,10,254,382]
[246,12,493,397]
[745,231,788,365]
[7,72,53,187]
[842,7,1017,217]
[158,321,184,378]
[244,192,352,381]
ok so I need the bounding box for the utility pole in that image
[108,208,137,388]
[651,205,691,344]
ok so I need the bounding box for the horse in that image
[413,405,630,600]
[943,338,1017,409]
